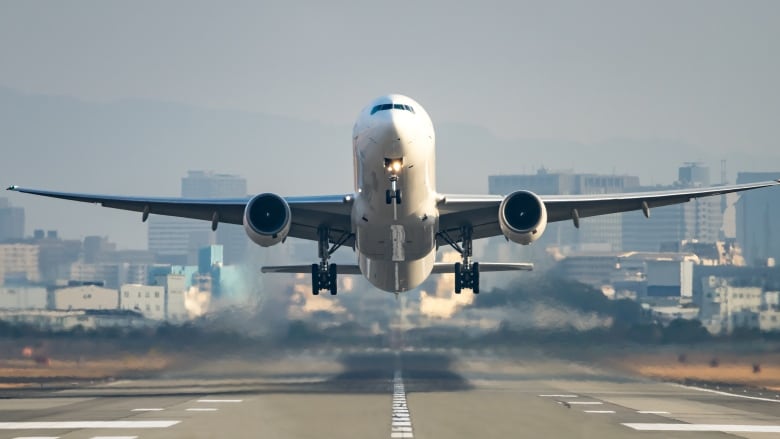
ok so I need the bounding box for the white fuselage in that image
[351,95,438,292]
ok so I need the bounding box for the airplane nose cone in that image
[373,110,417,155]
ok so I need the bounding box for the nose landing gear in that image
[384,159,403,205]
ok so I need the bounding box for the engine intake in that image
[498,190,547,245]
[243,193,291,247]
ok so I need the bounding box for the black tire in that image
[454,262,462,294]
[311,264,320,295]
[386,189,392,204]
[395,189,402,204]
[329,263,338,295]
[472,262,480,294]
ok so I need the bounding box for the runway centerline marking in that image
[0,421,179,429]
[568,401,603,405]
[539,394,578,398]
[624,424,780,433]
[390,369,414,439]
[131,408,163,412]
[584,410,615,414]
[186,408,218,412]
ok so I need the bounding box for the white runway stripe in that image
[390,369,414,438]
[672,383,780,403]
[637,410,669,414]
[568,401,603,405]
[585,410,615,414]
[0,421,179,429]
[624,423,780,433]
[196,399,242,403]
[131,408,163,412]
[12,437,60,439]
[186,408,218,412]
[539,394,578,398]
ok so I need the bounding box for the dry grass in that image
[614,352,780,390]
[0,354,172,383]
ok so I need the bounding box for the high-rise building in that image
[622,164,723,251]
[735,171,780,266]
[0,198,24,242]
[148,171,248,265]
[489,169,640,252]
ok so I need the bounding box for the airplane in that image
[7,94,780,296]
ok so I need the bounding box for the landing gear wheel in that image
[329,263,338,295]
[454,262,462,294]
[395,189,402,204]
[386,189,393,204]
[311,264,320,295]
[472,262,480,294]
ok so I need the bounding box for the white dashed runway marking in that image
[0,421,179,429]
[568,401,603,405]
[131,408,163,412]
[186,408,218,412]
[637,410,669,414]
[584,410,616,414]
[391,370,414,438]
[624,423,780,433]
[539,394,578,398]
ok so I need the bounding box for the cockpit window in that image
[370,103,416,115]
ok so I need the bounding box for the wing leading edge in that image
[6,186,353,244]
[437,179,780,244]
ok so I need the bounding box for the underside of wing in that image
[431,262,533,273]
[437,179,779,243]
[262,264,362,275]
[7,186,354,245]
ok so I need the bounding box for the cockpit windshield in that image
[370,103,415,115]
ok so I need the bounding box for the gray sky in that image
[1,1,779,248]
[2,1,778,150]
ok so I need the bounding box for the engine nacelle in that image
[243,193,291,247]
[498,190,548,245]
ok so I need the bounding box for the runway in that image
[0,348,778,439]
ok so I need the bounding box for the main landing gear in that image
[438,226,480,294]
[310,226,351,295]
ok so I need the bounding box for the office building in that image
[148,171,247,265]
[0,198,24,242]
[735,171,780,266]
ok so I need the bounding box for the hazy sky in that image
[2,1,778,151]
[1,1,779,248]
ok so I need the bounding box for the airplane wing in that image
[437,179,780,244]
[261,262,533,275]
[6,186,354,244]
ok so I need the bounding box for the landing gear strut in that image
[310,226,351,295]
[385,158,403,205]
[438,226,480,294]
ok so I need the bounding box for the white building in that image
[120,284,166,320]
[0,286,47,309]
[699,276,762,334]
[53,285,119,311]
[759,309,780,332]
[159,274,187,322]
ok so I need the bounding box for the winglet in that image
[6,185,18,191]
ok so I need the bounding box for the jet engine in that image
[498,190,548,245]
[243,193,291,247]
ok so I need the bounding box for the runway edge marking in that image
[670,383,780,403]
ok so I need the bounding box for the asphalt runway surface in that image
[1,348,779,439]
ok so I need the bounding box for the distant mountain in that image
[2,86,778,249]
